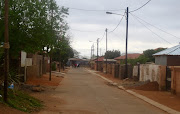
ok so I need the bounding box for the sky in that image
[55,0,180,58]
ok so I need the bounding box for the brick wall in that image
[138,64,166,90]
[26,53,43,81]
[171,66,180,96]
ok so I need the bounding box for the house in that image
[94,56,104,71]
[153,44,180,66]
[114,53,141,64]
[103,59,116,64]
[68,58,89,67]
[68,58,82,67]
[21,52,50,82]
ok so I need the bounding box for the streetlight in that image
[106,12,124,16]
[106,7,129,78]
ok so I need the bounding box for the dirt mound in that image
[129,81,159,91]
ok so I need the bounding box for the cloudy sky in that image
[56,0,180,58]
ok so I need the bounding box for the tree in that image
[0,0,69,58]
[143,48,166,62]
[104,50,121,59]
[52,35,74,71]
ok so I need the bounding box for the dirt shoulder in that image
[27,69,68,114]
[94,69,180,112]
[0,68,68,114]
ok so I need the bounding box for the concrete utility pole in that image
[96,38,99,71]
[125,7,129,78]
[3,0,9,102]
[105,28,108,74]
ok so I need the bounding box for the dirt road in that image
[38,68,166,114]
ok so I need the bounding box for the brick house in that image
[114,53,141,64]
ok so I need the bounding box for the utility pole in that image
[49,0,53,81]
[96,38,99,71]
[91,45,92,59]
[125,7,129,78]
[3,0,9,102]
[92,44,94,59]
[105,28,108,74]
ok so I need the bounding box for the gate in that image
[166,66,171,91]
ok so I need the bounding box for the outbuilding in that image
[153,44,180,66]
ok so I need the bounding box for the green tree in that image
[104,50,121,59]
[0,0,69,58]
[143,48,166,62]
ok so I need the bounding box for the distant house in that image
[153,44,180,66]
[68,58,89,67]
[114,53,141,64]
[103,59,116,64]
[94,56,104,63]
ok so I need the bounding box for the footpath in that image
[86,68,180,114]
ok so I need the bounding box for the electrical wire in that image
[129,0,151,12]
[130,13,172,45]
[65,7,125,12]
[108,12,126,33]
[99,31,106,42]
[130,13,180,40]
[70,28,104,32]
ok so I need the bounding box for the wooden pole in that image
[4,0,9,102]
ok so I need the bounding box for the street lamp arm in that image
[106,12,124,16]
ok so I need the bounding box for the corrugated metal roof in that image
[153,44,180,56]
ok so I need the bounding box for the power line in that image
[65,7,125,12]
[130,13,180,40]
[99,31,106,42]
[108,12,126,33]
[130,13,172,45]
[129,0,151,12]
[70,28,103,32]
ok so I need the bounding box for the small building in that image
[114,53,141,64]
[94,56,104,71]
[68,58,89,67]
[153,44,180,66]
[103,59,116,64]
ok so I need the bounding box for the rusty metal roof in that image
[153,44,180,56]
[114,53,141,60]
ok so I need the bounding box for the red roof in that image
[114,53,141,60]
[95,56,104,62]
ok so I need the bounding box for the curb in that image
[86,69,180,114]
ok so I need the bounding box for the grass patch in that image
[0,89,43,113]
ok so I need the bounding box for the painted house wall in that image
[155,56,167,66]
[171,66,180,96]
[167,56,180,66]
[139,64,166,90]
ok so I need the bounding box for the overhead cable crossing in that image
[65,7,125,12]
[130,13,172,45]
[108,12,126,33]
[130,13,180,40]
[99,31,106,42]
[129,0,152,12]
[70,28,104,32]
